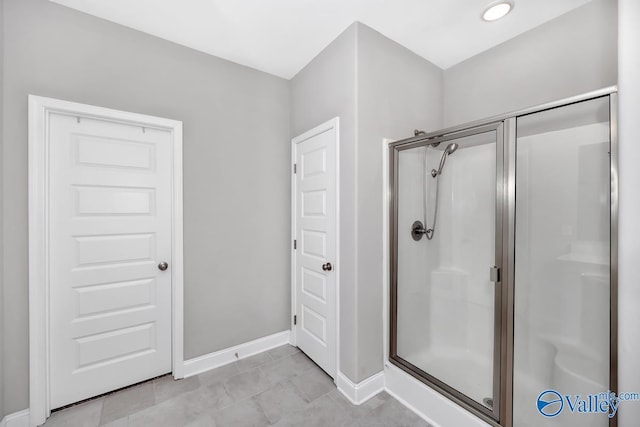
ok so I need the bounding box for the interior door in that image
[293,119,338,378]
[49,112,173,409]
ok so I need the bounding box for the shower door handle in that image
[490,266,501,283]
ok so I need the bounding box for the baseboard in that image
[183,330,291,377]
[337,371,385,405]
[0,410,30,427]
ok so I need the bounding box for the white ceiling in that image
[49,0,593,79]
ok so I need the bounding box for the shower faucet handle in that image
[322,262,333,272]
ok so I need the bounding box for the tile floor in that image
[42,345,430,427]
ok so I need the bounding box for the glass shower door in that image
[512,96,612,427]
[390,122,504,421]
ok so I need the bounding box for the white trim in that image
[183,330,291,377]
[171,118,185,379]
[28,95,184,426]
[337,371,385,405]
[381,138,392,367]
[335,119,341,382]
[290,132,297,345]
[290,117,340,379]
[0,410,30,427]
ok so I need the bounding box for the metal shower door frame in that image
[388,120,507,425]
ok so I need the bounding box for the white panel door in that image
[293,119,337,378]
[49,113,172,409]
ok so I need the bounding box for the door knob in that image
[322,262,333,272]
[158,262,169,271]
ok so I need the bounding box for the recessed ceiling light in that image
[482,1,514,22]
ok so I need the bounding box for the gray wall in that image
[355,24,443,380]
[291,22,443,382]
[617,0,640,425]
[2,0,290,413]
[291,23,360,380]
[443,0,618,127]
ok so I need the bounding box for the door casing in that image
[290,117,340,379]
[28,95,184,427]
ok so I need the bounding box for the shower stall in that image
[388,89,617,427]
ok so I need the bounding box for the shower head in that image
[445,143,459,155]
[431,143,459,177]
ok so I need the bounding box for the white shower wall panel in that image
[434,142,496,360]
[396,148,436,359]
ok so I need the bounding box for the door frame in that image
[28,95,184,426]
[290,117,340,379]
